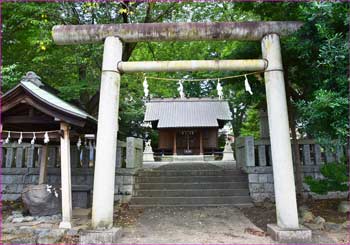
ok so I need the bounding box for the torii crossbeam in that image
[52,21,311,242]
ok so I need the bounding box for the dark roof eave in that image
[3,83,97,130]
[21,83,97,121]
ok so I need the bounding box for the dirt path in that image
[117,206,275,244]
[116,205,343,244]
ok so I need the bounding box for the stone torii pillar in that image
[91,36,122,229]
[262,34,310,242]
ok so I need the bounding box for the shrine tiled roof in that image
[144,98,232,128]
[2,72,97,128]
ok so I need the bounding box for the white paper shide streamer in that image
[77,137,82,150]
[143,77,149,98]
[44,132,50,144]
[177,80,185,98]
[31,132,36,145]
[244,75,253,95]
[5,131,11,144]
[217,79,223,99]
[18,132,23,144]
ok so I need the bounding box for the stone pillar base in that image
[59,221,72,229]
[79,227,122,244]
[267,224,312,243]
[143,152,155,162]
[222,151,235,161]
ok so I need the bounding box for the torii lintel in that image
[52,21,303,45]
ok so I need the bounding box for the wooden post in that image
[38,145,48,184]
[199,130,203,155]
[26,145,35,168]
[47,147,57,167]
[82,147,89,168]
[59,122,72,229]
[173,131,177,155]
[5,147,14,168]
[15,147,24,168]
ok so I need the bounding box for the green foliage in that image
[2,64,22,92]
[2,1,348,142]
[305,160,348,195]
[240,107,260,139]
[297,90,348,141]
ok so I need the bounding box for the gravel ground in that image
[116,206,343,244]
[117,206,275,244]
[2,202,345,244]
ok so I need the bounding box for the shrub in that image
[304,160,348,195]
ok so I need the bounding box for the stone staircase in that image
[130,163,252,207]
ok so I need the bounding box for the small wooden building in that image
[2,72,96,135]
[144,98,232,155]
[1,71,97,228]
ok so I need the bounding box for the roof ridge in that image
[20,81,97,121]
[148,97,228,102]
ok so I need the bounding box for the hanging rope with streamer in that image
[2,130,60,144]
[18,132,23,144]
[31,132,36,145]
[44,132,50,144]
[144,70,263,82]
[77,137,82,150]
[143,77,149,98]
[5,131,11,144]
[217,78,223,99]
[143,70,267,96]
[177,79,185,98]
[244,75,253,95]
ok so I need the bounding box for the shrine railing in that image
[235,136,346,168]
[1,140,128,169]
[1,137,143,201]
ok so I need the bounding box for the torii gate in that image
[52,22,311,241]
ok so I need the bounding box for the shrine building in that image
[144,98,232,156]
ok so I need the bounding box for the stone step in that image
[129,203,254,208]
[146,162,231,169]
[130,196,252,205]
[137,170,245,177]
[135,181,249,190]
[135,175,247,183]
[134,188,250,197]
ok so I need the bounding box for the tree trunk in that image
[289,108,304,203]
[284,71,304,203]
[346,75,350,202]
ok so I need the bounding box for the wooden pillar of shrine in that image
[199,130,203,155]
[173,131,177,155]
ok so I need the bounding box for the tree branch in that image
[147,43,156,60]
[152,3,177,22]
[144,2,153,23]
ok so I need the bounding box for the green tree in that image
[240,107,260,139]
[2,1,348,145]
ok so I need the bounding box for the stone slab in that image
[79,227,122,244]
[267,223,312,243]
[338,201,350,213]
[72,208,91,218]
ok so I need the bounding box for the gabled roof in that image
[144,98,232,128]
[2,72,97,130]
[20,81,95,121]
